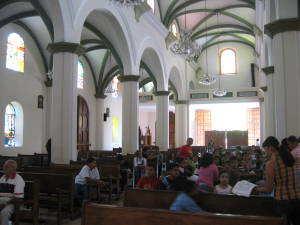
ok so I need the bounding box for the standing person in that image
[178,138,193,159]
[136,166,160,190]
[0,160,25,225]
[196,153,218,192]
[256,136,300,225]
[133,150,147,184]
[287,136,300,185]
[75,158,104,202]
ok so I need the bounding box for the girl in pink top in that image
[197,153,219,192]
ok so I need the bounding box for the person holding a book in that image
[255,136,300,225]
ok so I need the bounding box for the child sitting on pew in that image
[136,166,160,190]
[214,171,232,195]
[160,163,180,190]
[170,180,207,213]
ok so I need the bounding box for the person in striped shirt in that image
[0,160,25,225]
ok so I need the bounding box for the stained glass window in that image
[147,0,155,12]
[171,23,179,39]
[220,48,237,74]
[77,62,84,89]
[4,104,16,147]
[111,76,120,98]
[6,33,25,72]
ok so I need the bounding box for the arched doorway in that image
[77,96,89,151]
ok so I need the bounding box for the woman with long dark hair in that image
[256,136,300,225]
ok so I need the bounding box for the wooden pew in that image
[14,180,40,225]
[124,189,280,217]
[82,202,285,225]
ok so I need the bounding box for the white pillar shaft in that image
[51,52,78,163]
[175,104,188,147]
[121,82,138,154]
[272,31,300,139]
[156,95,169,151]
[265,74,275,137]
[96,98,105,149]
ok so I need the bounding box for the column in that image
[265,15,300,139]
[175,100,188,147]
[118,75,139,154]
[261,67,275,137]
[154,91,170,151]
[95,95,106,149]
[47,42,85,163]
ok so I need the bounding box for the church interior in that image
[0,0,300,225]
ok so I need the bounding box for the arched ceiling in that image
[156,0,255,51]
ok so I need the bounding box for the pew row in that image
[81,203,285,225]
[124,189,280,217]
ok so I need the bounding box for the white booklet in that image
[232,180,257,197]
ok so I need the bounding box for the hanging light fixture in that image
[198,0,216,85]
[170,6,201,60]
[110,0,144,7]
[212,12,227,96]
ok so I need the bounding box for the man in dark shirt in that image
[160,163,180,190]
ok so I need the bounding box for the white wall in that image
[197,43,256,90]
[0,25,47,156]
[139,107,156,145]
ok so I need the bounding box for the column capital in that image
[260,86,268,92]
[47,42,85,55]
[94,93,107,99]
[262,66,274,76]
[118,75,140,82]
[265,18,300,38]
[175,100,189,104]
[153,91,170,96]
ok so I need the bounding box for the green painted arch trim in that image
[140,61,158,92]
[13,21,48,73]
[194,30,254,40]
[81,39,105,46]
[200,40,255,54]
[0,0,54,41]
[98,50,110,88]
[192,24,253,40]
[97,65,120,97]
[47,42,85,55]
[85,46,108,53]
[153,91,171,96]
[167,7,253,29]
[84,22,124,75]
[202,33,254,48]
[118,75,140,82]
[262,66,274,75]
[0,11,38,29]
[139,77,153,89]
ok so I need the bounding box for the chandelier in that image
[198,74,216,85]
[110,0,144,6]
[170,32,201,60]
[213,88,227,97]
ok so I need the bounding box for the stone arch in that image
[168,66,184,100]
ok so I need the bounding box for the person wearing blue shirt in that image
[170,180,207,213]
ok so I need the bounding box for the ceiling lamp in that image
[170,32,201,60]
[110,0,144,6]
[213,88,227,97]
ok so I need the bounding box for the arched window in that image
[6,33,25,72]
[170,22,179,39]
[147,0,155,12]
[220,48,237,75]
[4,102,23,147]
[77,62,84,89]
[111,76,120,98]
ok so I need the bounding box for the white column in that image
[118,75,139,154]
[47,42,84,163]
[155,91,170,151]
[175,101,188,147]
[95,97,106,149]
[265,71,276,137]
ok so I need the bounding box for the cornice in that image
[175,100,189,104]
[47,42,85,55]
[153,91,170,96]
[265,18,300,38]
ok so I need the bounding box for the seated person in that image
[227,156,241,186]
[75,158,105,201]
[160,163,180,190]
[197,153,218,192]
[214,171,232,195]
[170,180,207,213]
[184,164,198,182]
[133,150,147,183]
[136,166,160,190]
[0,160,25,225]
[178,138,193,159]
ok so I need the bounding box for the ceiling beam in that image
[194,30,254,40]
[200,40,255,54]
[0,11,38,29]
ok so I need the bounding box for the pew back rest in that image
[82,203,285,225]
[99,164,120,178]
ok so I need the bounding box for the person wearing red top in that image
[178,138,193,159]
[136,166,160,190]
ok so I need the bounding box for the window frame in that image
[219,48,237,75]
[6,32,25,73]
[77,61,84,89]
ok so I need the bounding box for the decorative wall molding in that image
[118,75,140,82]
[47,42,85,55]
[153,91,170,96]
[265,18,300,38]
[262,66,274,75]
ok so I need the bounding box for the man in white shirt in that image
[75,158,103,201]
[0,160,25,225]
